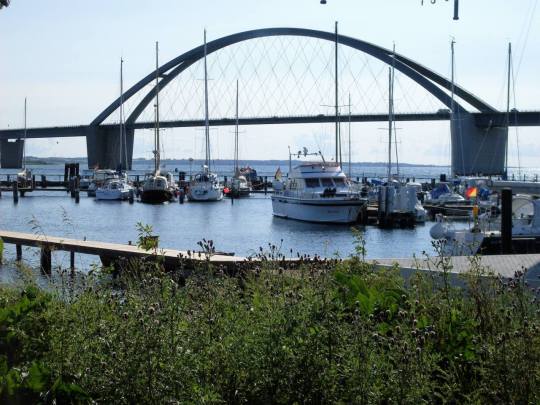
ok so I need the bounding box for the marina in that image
[2,1,540,403]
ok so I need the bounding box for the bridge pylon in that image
[450,112,507,176]
[86,125,134,170]
[0,139,24,168]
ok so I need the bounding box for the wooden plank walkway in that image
[0,230,246,274]
[374,254,540,286]
[2,229,540,287]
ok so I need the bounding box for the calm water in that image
[1,161,535,272]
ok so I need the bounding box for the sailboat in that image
[140,42,176,204]
[96,58,134,201]
[187,30,224,202]
[227,80,251,198]
[17,98,32,187]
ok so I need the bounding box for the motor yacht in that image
[272,151,367,224]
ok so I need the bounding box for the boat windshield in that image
[321,178,333,187]
[333,177,347,187]
[305,178,320,188]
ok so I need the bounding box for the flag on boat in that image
[465,186,478,199]
[274,167,282,180]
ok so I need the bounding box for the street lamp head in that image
[320,0,327,4]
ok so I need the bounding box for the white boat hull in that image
[271,196,364,224]
[95,189,130,201]
[187,185,223,202]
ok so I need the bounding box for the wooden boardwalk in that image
[2,229,540,287]
[0,230,245,274]
[375,254,540,286]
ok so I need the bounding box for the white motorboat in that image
[228,175,251,198]
[430,195,540,256]
[95,178,133,201]
[272,151,367,224]
[187,31,223,202]
[425,182,466,205]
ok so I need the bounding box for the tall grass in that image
[0,245,539,403]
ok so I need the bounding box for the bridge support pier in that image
[86,125,134,170]
[0,139,24,168]
[451,112,507,176]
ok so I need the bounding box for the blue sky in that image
[1,0,539,166]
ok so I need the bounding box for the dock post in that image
[129,189,134,204]
[501,188,512,254]
[75,189,80,203]
[64,164,69,184]
[178,189,184,204]
[264,176,268,195]
[41,175,47,188]
[70,251,75,273]
[32,175,36,190]
[12,181,18,204]
[40,247,52,275]
[70,178,75,198]
[16,244,22,261]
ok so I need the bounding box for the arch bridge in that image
[1,27,538,174]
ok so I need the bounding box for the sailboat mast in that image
[234,79,239,173]
[154,41,160,174]
[119,58,126,170]
[23,97,27,169]
[334,21,339,164]
[504,42,512,177]
[204,29,211,169]
[450,39,456,177]
[387,67,392,181]
[392,44,399,179]
[348,93,351,179]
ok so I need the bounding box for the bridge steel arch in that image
[87,27,505,175]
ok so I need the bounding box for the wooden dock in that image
[2,230,539,287]
[0,230,245,275]
[375,254,540,287]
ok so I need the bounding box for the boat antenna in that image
[288,145,292,175]
[319,150,326,165]
[203,29,211,170]
[154,41,160,174]
[23,97,27,169]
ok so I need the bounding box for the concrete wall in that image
[0,139,24,168]
[86,126,134,170]
[451,112,507,176]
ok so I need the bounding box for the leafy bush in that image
[0,251,539,403]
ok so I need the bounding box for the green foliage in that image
[0,254,539,403]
